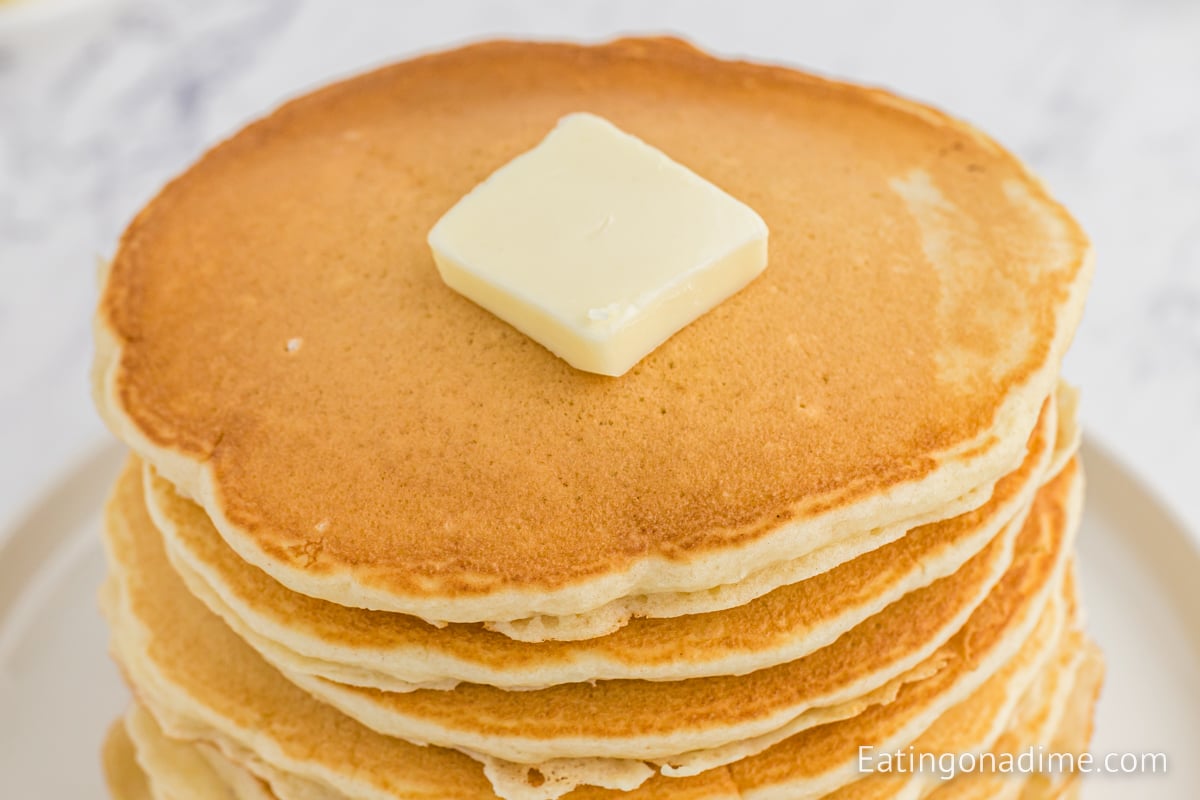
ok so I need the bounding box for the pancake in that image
[923,643,1101,800]
[101,446,1081,799]
[1015,640,1103,800]
[111,597,1086,800]
[760,586,1087,800]
[100,549,1069,800]
[152,461,993,646]
[909,633,1088,800]
[1046,383,1080,480]
[119,701,741,800]
[723,587,1071,800]
[243,461,1080,768]
[748,592,1080,796]
[123,704,273,800]
[101,469,736,800]
[113,451,1075,763]
[111,614,1092,800]
[489,477,994,643]
[103,719,153,800]
[93,36,1093,624]
[141,395,1062,690]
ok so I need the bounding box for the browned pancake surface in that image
[146,398,1052,681]
[99,37,1089,600]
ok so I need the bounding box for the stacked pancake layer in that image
[92,38,1100,800]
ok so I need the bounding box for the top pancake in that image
[93,36,1092,620]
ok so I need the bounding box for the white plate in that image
[0,440,1196,797]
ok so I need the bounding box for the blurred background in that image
[1,0,1198,543]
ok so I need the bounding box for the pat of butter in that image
[428,112,768,377]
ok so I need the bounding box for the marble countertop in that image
[2,0,1198,544]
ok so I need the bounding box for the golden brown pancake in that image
[140,396,1060,690]
[101,542,1069,800]
[1014,640,1104,800]
[755,587,1087,800]
[122,704,273,800]
[110,453,1074,766]
[921,653,1100,800]
[93,37,1093,623]
[100,460,736,800]
[101,451,1079,799]
[109,605,1088,800]
[102,720,153,800]
[281,459,1078,767]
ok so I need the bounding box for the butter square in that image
[428,113,768,377]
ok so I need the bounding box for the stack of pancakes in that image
[91,39,1100,800]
